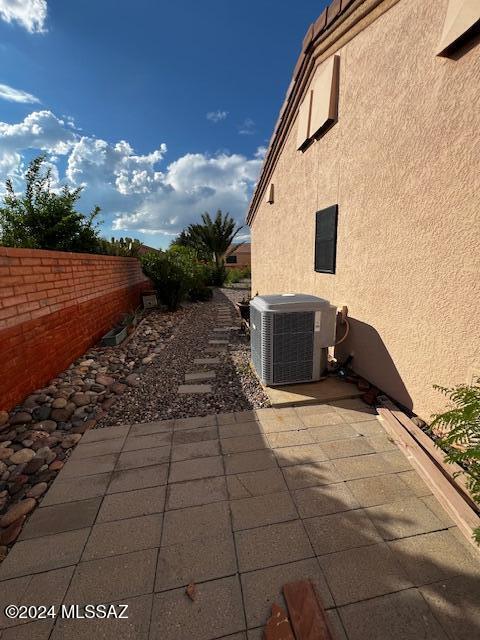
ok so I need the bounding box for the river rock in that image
[0,411,8,427]
[126,373,141,387]
[61,434,82,449]
[49,460,64,471]
[0,498,36,527]
[26,482,48,498]
[10,449,35,465]
[23,458,45,475]
[33,469,55,484]
[50,408,73,422]
[23,430,50,445]
[0,448,13,461]
[110,382,127,395]
[10,412,32,426]
[102,397,117,411]
[52,397,68,409]
[23,396,40,409]
[96,374,114,386]
[33,420,57,433]
[34,447,56,465]
[32,405,51,421]
[0,516,26,545]
[71,392,91,407]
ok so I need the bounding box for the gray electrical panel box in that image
[250,294,337,386]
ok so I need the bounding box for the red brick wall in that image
[0,247,150,411]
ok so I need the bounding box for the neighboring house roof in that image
[231,243,251,254]
[246,0,392,226]
[137,244,160,255]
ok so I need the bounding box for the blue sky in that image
[0,0,327,247]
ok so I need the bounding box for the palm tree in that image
[177,210,243,283]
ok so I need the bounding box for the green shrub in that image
[226,268,243,284]
[240,265,251,278]
[141,249,192,311]
[188,261,213,301]
[225,265,251,285]
[431,379,480,544]
[141,246,214,310]
[0,155,101,253]
[189,285,213,301]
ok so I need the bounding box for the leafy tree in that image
[174,210,243,285]
[0,155,101,252]
[97,236,142,257]
[172,229,212,262]
[431,379,480,543]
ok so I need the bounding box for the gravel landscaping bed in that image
[99,288,269,425]
[0,288,268,557]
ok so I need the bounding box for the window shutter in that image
[296,91,313,150]
[437,0,480,56]
[310,55,340,138]
[266,183,274,204]
[314,205,338,274]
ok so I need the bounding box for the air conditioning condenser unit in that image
[250,293,337,386]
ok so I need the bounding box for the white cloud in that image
[0,0,47,33]
[0,83,40,104]
[206,110,228,123]
[0,150,24,188]
[254,145,267,159]
[66,137,167,197]
[238,118,256,135]
[0,110,78,155]
[0,109,262,240]
[112,151,262,234]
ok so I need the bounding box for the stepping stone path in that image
[178,384,213,394]
[185,371,216,382]
[176,304,238,397]
[194,357,220,365]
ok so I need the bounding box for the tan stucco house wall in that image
[248,0,480,421]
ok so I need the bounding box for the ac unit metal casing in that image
[250,294,337,386]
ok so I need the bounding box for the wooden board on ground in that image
[380,397,475,508]
[283,580,333,640]
[377,401,480,551]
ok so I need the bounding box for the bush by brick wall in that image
[0,247,150,411]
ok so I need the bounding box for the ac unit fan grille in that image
[272,312,314,384]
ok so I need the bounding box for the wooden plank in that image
[376,404,480,551]
[283,580,333,640]
[380,397,475,507]
[264,603,295,640]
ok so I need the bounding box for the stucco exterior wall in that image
[250,0,480,420]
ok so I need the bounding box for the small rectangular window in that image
[226,255,237,264]
[314,205,338,274]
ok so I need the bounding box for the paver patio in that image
[0,398,479,639]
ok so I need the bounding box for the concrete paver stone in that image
[2,401,478,640]
[150,575,245,640]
